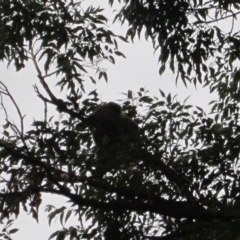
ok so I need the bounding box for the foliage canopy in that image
[0,0,240,239]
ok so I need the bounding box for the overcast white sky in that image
[0,1,229,239]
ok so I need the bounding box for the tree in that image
[0,0,240,239]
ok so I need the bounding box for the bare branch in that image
[30,47,58,102]
[0,81,25,135]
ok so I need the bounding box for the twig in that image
[42,70,58,78]
[32,85,48,122]
[33,85,52,104]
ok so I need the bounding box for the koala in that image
[86,102,138,147]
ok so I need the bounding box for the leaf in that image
[9,228,19,234]
[65,210,72,223]
[103,72,108,82]
[159,64,165,75]
[159,89,165,98]
[114,51,126,58]
[127,90,133,99]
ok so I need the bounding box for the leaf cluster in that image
[111,0,240,91]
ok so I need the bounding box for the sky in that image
[0,1,226,239]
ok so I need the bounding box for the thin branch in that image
[0,93,9,120]
[42,70,58,78]
[0,81,25,135]
[194,10,240,24]
[33,85,52,104]
[30,47,58,102]
[44,101,47,122]
[33,85,48,122]
[230,11,235,35]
